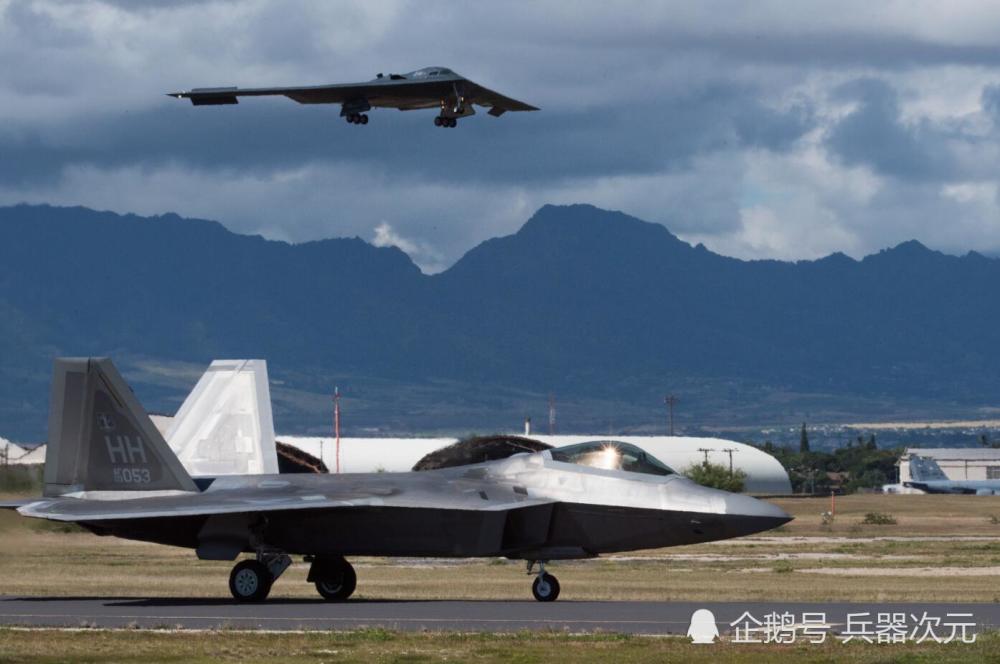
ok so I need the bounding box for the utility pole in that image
[333,386,341,474]
[697,447,715,464]
[664,394,678,436]
[548,393,556,435]
[721,448,739,475]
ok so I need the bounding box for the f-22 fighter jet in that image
[3,359,790,602]
[169,66,538,128]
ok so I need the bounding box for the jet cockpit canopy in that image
[550,441,676,477]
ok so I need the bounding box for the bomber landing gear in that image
[228,552,291,602]
[434,116,457,128]
[528,561,560,602]
[308,555,357,601]
[346,113,369,125]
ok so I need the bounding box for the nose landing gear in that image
[528,560,560,602]
[228,552,291,602]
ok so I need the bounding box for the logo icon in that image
[688,608,719,644]
[96,412,116,432]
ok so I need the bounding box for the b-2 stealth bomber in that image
[169,66,538,127]
[3,358,790,602]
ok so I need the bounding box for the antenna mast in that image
[664,394,678,436]
[334,386,341,474]
[548,393,556,435]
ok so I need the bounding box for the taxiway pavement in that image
[1,597,999,635]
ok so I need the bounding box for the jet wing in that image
[170,77,538,113]
[171,80,457,107]
[1,499,35,510]
[170,82,377,106]
[467,84,540,115]
[17,474,553,522]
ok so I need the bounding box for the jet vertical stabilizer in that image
[43,358,198,497]
[166,360,278,476]
[910,455,949,482]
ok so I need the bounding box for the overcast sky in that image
[3,1,1000,271]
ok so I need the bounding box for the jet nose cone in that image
[723,493,793,536]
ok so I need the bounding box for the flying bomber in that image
[3,358,790,602]
[169,66,538,127]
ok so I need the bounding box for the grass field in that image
[0,628,997,664]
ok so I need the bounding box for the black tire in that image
[434,116,443,127]
[448,118,457,128]
[229,559,273,602]
[360,114,369,125]
[531,573,560,602]
[314,560,357,601]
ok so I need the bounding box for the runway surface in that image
[2,597,999,635]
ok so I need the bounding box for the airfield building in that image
[898,447,1000,484]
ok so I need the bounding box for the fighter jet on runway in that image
[905,455,1000,495]
[2,359,790,602]
[169,66,538,127]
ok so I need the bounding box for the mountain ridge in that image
[1,202,998,441]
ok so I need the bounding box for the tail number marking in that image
[113,467,151,484]
[104,435,152,484]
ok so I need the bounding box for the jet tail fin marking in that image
[909,455,949,482]
[43,358,198,497]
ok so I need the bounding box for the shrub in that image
[684,461,747,493]
[861,511,897,525]
[772,560,794,574]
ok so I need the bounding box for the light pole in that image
[664,394,678,436]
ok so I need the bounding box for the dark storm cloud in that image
[657,30,1000,70]
[825,78,956,181]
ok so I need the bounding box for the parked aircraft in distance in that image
[905,455,1000,495]
[2,358,790,602]
[169,66,538,127]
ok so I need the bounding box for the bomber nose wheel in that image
[229,559,274,602]
[309,557,357,601]
[531,573,560,602]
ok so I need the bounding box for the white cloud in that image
[372,222,446,274]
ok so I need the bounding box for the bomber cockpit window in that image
[550,441,675,476]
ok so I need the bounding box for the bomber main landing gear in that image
[528,561,560,602]
[434,115,457,128]
[229,552,291,602]
[308,555,357,601]
[346,113,369,125]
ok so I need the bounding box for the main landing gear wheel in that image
[346,113,369,125]
[531,572,560,602]
[229,559,273,602]
[434,116,456,128]
[311,558,357,601]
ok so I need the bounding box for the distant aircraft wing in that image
[170,78,538,113]
[467,84,540,115]
[170,83,380,106]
